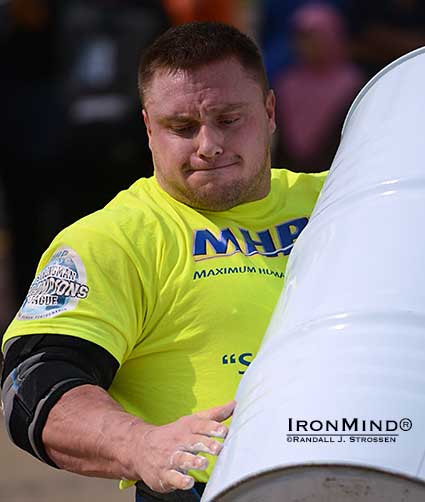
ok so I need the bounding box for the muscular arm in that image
[42,384,146,479]
[43,385,234,492]
[2,334,234,492]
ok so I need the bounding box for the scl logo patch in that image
[18,247,89,320]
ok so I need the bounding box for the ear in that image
[265,89,276,135]
[142,109,153,149]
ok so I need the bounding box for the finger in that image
[170,451,209,472]
[196,400,236,422]
[185,435,224,455]
[163,469,195,491]
[191,418,229,438]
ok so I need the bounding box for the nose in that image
[196,125,224,159]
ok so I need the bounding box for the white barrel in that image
[202,47,425,501]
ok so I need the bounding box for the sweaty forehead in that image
[144,60,263,114]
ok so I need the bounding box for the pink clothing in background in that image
[275,3,365,169]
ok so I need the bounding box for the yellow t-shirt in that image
[2,168,326,482]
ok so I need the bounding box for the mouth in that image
[187,161,239,173]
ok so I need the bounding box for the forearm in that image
[42,384,234,492]
[42,384,152,480]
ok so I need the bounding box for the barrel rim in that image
[207,462,425,501]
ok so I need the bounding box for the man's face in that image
[143,58,276,211]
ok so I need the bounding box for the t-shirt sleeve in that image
[2,223,144,365]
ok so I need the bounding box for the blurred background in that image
[1,1,425,500]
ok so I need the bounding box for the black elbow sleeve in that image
[1,334,119,466]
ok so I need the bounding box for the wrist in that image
[114,414,157,481]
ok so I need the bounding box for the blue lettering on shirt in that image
[193,217,308,261]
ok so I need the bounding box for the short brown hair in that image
[138,21,269,106]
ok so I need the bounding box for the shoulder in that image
[62,176,180,242]
[45,176,202,271]
[270,168,328,211]
[271,168,328,191]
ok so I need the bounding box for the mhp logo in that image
[193,217,308,262]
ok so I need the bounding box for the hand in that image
[134,400,235,493]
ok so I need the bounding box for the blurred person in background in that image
[258,0,349,87]
[60,0,169,221]
[0,0,67,302]
[273,2,365,173]
[0,0,170,301]
[348,0,425,79]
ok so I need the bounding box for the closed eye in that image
[169,123,198,137]
[219,116,240,126]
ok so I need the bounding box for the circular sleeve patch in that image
[18,247,89,320]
